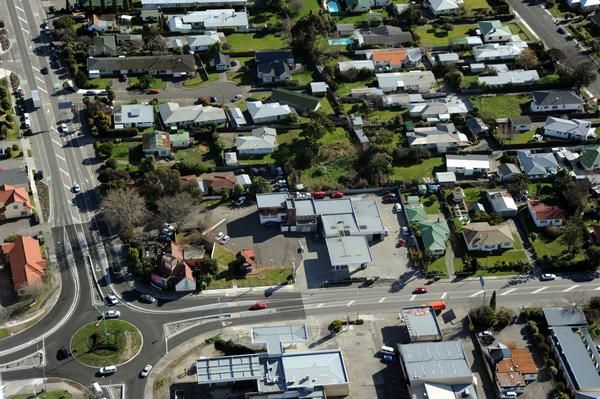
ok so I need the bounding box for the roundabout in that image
[70,319,143,368]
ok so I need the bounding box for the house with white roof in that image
[407,123,468,153]
[516,150,558,179]
[310,82,329,96]
[228,107,247,127]
[167,9,248,33]
[487,191,518,217]
[186,32,221,52]
[428,0,464,15]
[113,104,154,129]
[543,117,596,141]
[474,43,526,62]
[479,20,512,42]
[247,101,291,124]
[158,102,227,128]
[566,0,600,11]
[338,60,375,73]
[408,96,470,121]
[141,0,246,8]
[376,71,436,93]
[478,69,539,87]
[446,154,491,176]
[236,127,277,156]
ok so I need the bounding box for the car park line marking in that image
[21,27,29,34]
[409,295,416,301]
[51,138,61,146]
[378,297,386,303]
[469,290,484,297]
[37,86,47,94]
[532,287,548,294]
[500,288,517,296]
[563,285,580,292]
[15,5,24,12]
[441,292,447,299]
[347,300,355,306]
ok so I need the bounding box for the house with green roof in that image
[406,200,449,256]
[406,203,427,222]
[580,146,600,170]
[479,20,512,43]
[270,88,322,113]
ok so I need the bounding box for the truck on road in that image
[429,300,446,312]
[31,90,41,109]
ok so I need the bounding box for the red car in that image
[249,303,268,311]
[147,89,160,94]
[313,191,326,199]
[396,239,406,247]
[413,287,428,294]
[330,191,344,198]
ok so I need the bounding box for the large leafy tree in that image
[101,188,147,236]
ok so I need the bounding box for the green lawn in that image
[427,255,448,276]
[422,194,441,214]
[500,129,537,145]
[319,98,336,116]
[183,73,220,87]
[470,94,530,122]
[463,0,491,10]
[227,57,256,86]
[454,249,529,274]
[506,22,528,40]
[293,0,322,20]
[11,392,73,399]
[111,141,143,171]
[249,11,280,25]
[225,33,287,52]
[391,157,444,183]
[414,24,477,47]
[127,76,166,90]
[320,127,348,145]
[87,77,113,89]
[548,1,571,18]
[239,130,303,165]
[292,71,314,85]
[335,77,376,95]
[335,8,390,24]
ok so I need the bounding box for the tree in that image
[444,70,463,90]
[515,48,540,70]
[101,188,147,236]
[290,13,330,67]
[560,216,585,254]
[126,247,144,275]
[507,174,529,197]
[95,141,114,158]
[93,111,112,135]
[572,62,597,88]
[138,168,182,203]
[489,290,497,310]
[562,180,589,212]
[136,74,156,91]
[547,48,566,63]
[249,176,270,195]
[469,305,497,329]
[400,4,422,27]
[105,84,115,103]
[101,0,106,9]
[53,15,74,30]
[65,0,70,11]
[585,245,600,268]
[156,192,195,229]
[365,151,392,186]
[74,70,88,89]
[302,114,334,145]
[147,35,167,55]
[203,258,218,276]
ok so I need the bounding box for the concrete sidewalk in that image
[2,377,91,398]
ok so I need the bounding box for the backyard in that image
[111,141,143,171]
[335,77,377,95]
[470,94,530,122]
[463,0,491,10]
[225,32,287,52]
[414,24,477,47]
[391,157,444,183]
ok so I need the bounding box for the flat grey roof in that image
[251,325,308,355]
[352,199,385,234]
[321,213,360,238]
[544,307,586,327]
[282,349,349,388]
[196,354,262,384]
[551,326,600,390]
[256,193,289,209]
[287,197,316,217]
[399,341,472,383]
[314,198,354,215]
[401,306,443,341]
[0,167,28,188]
[325,236,372,266]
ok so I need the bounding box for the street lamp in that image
[94,306,108,338]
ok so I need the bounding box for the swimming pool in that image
[328,38,355,45]
[327,0,340,13]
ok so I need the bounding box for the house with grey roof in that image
[255,50,294,84]
[497,163,522,182]
[479,20,512,42]
[408,96,470,120]
[355,24,413,47]
[516,150,558,179]
[338,60,375,73]
[478,69,540,87]
[543,116,595,141]
[530,90,585,112]
[228,107,246,127]
[466,117,489,136]
[428,0,464,15]
[89,35,117,56]
[211,52,231,71]
[166,9,248,33]
[141,0,246,9]
[474,42,527,62]
[236,127,277,156]
[336,23,355,36]
[158,102,227,128]
[247,101,291,124]
[113,104,154,129]
[508,116,532,132]
[87,55,196,78]
[310,82,329,96]
[376,71,436,93]
[486,190,517,217]
[186,33,221,52]
[407,123,469,153]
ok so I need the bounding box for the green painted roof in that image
[580,146,600,169]
[479,20,511,37]
[406,204,426,222]
[271,88,321,111]
[420,220,450,252]
[407,195,420,204]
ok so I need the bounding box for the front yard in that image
[127,76,166,90]
[391,157,444,183]
[414,24,477,47]
[470,94,531,122]
[463,0,491,10]
[225,32,287,52]
[111,141,143,171]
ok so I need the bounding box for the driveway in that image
[112,81,245,105]
[506,0,600,96]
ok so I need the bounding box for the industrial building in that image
[400,306,443,342]
[196,325,350,398]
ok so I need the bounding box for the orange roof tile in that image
[496,359,517,373]
[496,371,525,388]
[1,236,47,292]
[371,49,408,66]
[0,184,32,214]
[528,200,565,221]
[170,242,184,260]
[511,348,538,374]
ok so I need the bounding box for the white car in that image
[72,183,80,193]
[540,273,556,281]
[106,294,118,305]
[232,94,242,102]
[220,235,230,244]
[60,123,68,133]
[477,330,494,339]
[140,364,153,378]
[235,196,246,206]
[104,310,121,319]
[394,203,402,212]
[24,113,31,128]
[215,232,225,240]
[99,366,117,375]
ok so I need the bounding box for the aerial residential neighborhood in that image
[3,0,600,397]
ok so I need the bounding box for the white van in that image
[98,365,117,375]
[91,382,102,395]
[380,345,395,355]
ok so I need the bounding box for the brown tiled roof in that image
[201,172,237,190]
[170,242,184,260]
[528,200,565,221]
[511,348,538,374]
[371,49,408,65]
[1,236,47,292]
[496,370,525,388]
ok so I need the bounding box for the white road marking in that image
[59,168,69,176]
[441,292,447,299]
[409,295,416,301]
[500,288,517,296]
[56,153,65,161]
[594,286,600,291]
[35,76,45,83]
[18,16,27,24]
[469,290,484,298]
[316,303,324,308]
[532,287,548,294]
[21,27,29,34]
[346,300,355,306]
[15,5,24,12]
[37,86,47,94]
[563,285,580,292]
[51,138,61,146]
[63,184,71,190]
[378,297,386,303]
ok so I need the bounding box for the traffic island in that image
[70,320,142,367]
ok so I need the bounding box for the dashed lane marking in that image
[563,285,580,292]
[315,303,324,308]
[500,288,517,296]
[347,300,355,306]
[595,286,600,291]
[532,287,548,294]
[441,292,447,299]
[378,297,386,303]
[409,295,416,301]
[469,290,484,298]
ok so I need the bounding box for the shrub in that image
[537,342,550,355]
[11,144,18,151]
[329,319,344,333]
[4,234,22,243]
[520,307,544,323]
[542,225,561,240]
[590,296,600,309]
[495,308,515,329]
[535,333,546,344]
[545,358,555,368]
[527,320,539,334]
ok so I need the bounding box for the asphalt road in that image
[506,0,600,96]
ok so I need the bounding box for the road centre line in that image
[316,303,324,308]
[469,290,484,297]
[532,287,548,294]
[563,285,580,292]
[500,288,517,296]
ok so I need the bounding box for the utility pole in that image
[94,306,108,338]
[42,337,47,392]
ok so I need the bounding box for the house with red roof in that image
[199,172,238,194]
[158,241,197,292]
[1,236,47,295]
[527,200,565,228]
[0,184,33,220]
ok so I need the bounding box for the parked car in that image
[140,364,153,378]
[235,196,246,206]
[313,191,326,199]
[104,310,121,319]
[40,67,48,74]
[140,294,156,304]
[60,122,68,133]
[105,294,118,305]
[231,94,242,102]
[413,287,428,294]
[394,203,402,212]
[210,96,217,103]
[557,26,565,34]
[98,366,117,375]
[72,183,80,193]
[477,330,494,340]
[220,235,230,244]
[540,273,556,281]
[402,226,410,236]
[330,191,344,198]
[216,232,225,240]
[249,303,268,310]
[147,89,160,94]
[57,346,71,360]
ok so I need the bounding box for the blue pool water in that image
[328,38,355,45]
[327,0,340,13]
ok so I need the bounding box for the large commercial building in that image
[255,193,387,269]
[196,325,350,398]
[401,306,443,342]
